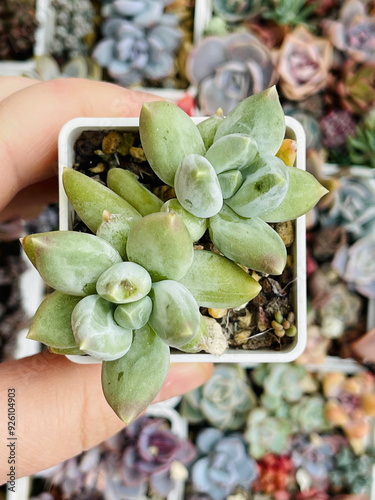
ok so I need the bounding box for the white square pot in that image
[58,115,307,364]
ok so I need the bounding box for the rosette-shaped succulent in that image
[262,0,317,27]
[180,364,257,431]
[331,446,375,495]
[23,166,261,423]
[191,428,258,500]
[186,33,277,115]
[92,16,182,85]
[100,0,174,28]
[212,0,261,22]
[50,0,95,60]
[245,408,293,459]
[320,171,375,240]
[332,234,375,299]
[323,0,375,62]
[290,396,330,433]
[336,60,375,114]
[140,87,327,276]
[252,454,293,497]
[276,26,333,101]
[348,109,375,167]
[319,110,356,150]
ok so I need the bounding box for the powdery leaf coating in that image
[205,133,258,174]
[209,206,287,275]
[63,168,141,233]
[107,168,163,216]
[102,323,170,424]
[197,114,224,150]
[175,154,223,218]
[178,249,261,308]
[214,86,285,156]
[21,231,123,296]
[72,294,133,361]
[96,262,152,304]
[160,198,208,242]
[217,169,243,199]
[96,211,137,260]
[226,154,289,218]
[260,167,329,223]
[27,291,82,352]
[148,280,200,348]
[114,295,153,330]
[126,212,194,282]
[139,101,206,186]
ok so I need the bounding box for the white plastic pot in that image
[58,115,307,364]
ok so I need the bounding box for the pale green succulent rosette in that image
[102,324,170,424]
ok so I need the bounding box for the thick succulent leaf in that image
[214,86,285,156]
[178,315,209,353]
[226,154,289,218]
[101,323,170,424]
[209,207,287,275]
[63,168,141,233]
[197,114,224,149]
[126,212,193,282]
[96,211,136,260]
[260,167,329,223]
[179,315,228,355]
[114,296,153,330]
[175,154,223,218]
[21,231,123,296]
[139,101,206,186]
[27,291,82,351]
[218,170,243,199]
[107,168,163,216]
[71,294,133,361]
[160,198,208,242]
[49,346,83,355]
[205,133,258,174]
[148,280,200,348]
[178,249,261,308]
[96,262,152,304]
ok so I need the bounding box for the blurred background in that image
[1,1,375,499]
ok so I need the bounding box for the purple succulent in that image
[191,428,258,500]
[332,234,375,298]
[186,33,277,115]
[319,110,357,149]
[323,0,375,63]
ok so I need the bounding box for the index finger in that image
[0,78,163,212]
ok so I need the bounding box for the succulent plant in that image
[323,0,375,63]
[335,60,375,115]
[245,408,293,459]
[319,110,357,150]
[50,0,95,60]
[348,109,375,168]
[191,427,258,500]
[332,234,375,299]
[290,396,330,434]
[330,446,375,495]
[100,0,175,28]
[186,33,277,115]
[276,26,333,101]
[262,0,316,27]
[0,0,37,60]
[23,88,326,423]
[92,5,182,85]
[33,55,102,81]
[180,364,256,431]
[252,453,293,497]
[212,0,261,22]
[32,416,195,500]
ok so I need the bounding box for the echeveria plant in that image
[22,87,326,424]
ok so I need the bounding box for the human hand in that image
[0,77,213,483]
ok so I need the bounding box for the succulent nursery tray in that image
[58,115,307,364]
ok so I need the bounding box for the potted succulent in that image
[21,86,327,424]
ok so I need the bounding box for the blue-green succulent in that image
[23,87,326,424]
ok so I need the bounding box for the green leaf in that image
[205,133,257,174]
[126,212,194,282]
[197,114,224,149]
[27,291,82,351]
[22,231,123,296]
[102,323,170,424]
[217,170,243,199]
[140,101,206,186]
[63,168,141,233]
[260,167,329,223]
[96,211,137,260]
[160,199,208,242]
[178,249,261,308]
[209,206,287,275]
[107,168,163,216]
[114,296,153,330]
[214,86,285,156]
